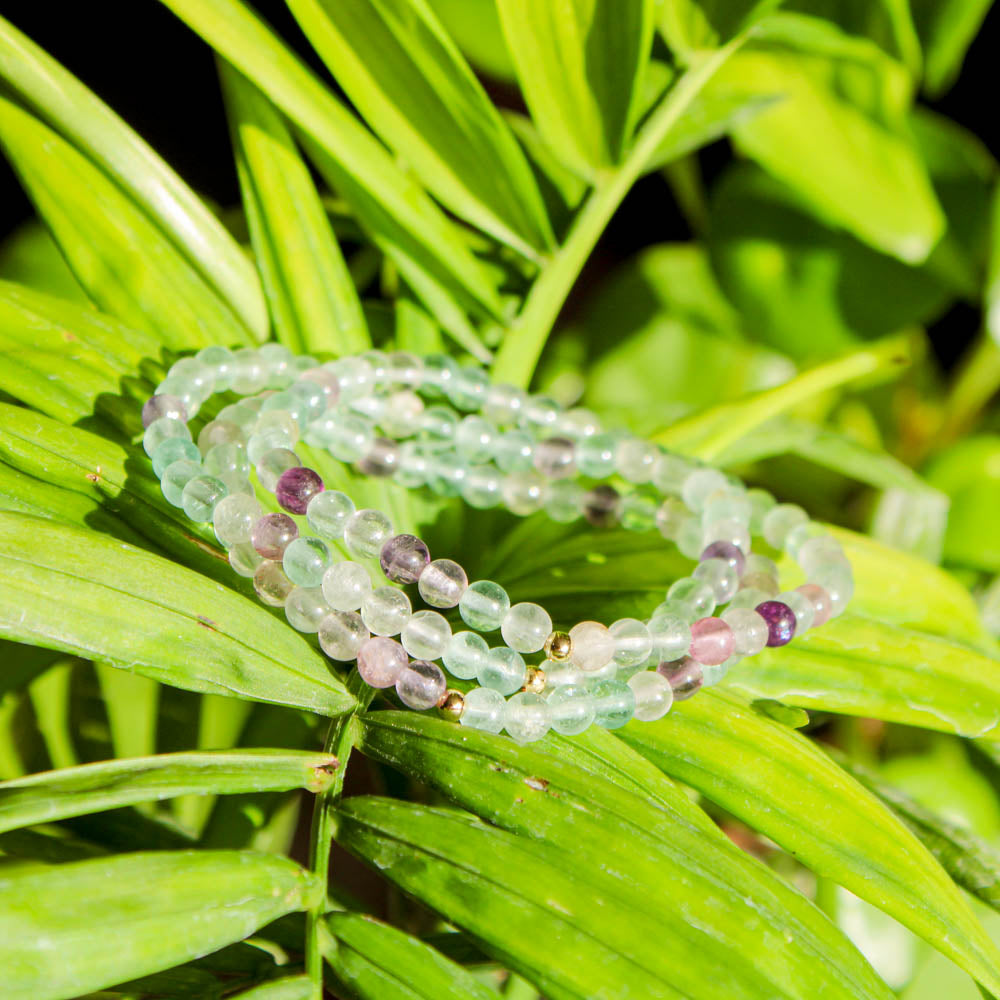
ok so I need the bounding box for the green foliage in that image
[0,1,999,998]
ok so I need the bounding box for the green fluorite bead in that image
[282,536,331,588]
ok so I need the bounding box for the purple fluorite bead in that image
[756,600,797,646]
[142,393,187,428]
[700,540,746,576]
[656,656,703,701]
[251,512,298,559]
[583,484,621,527]
[276,466,324,515]
[380,533,431,585]
[357,437,400,477]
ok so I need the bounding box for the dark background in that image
[1,1,997,367]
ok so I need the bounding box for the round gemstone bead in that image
[396,660,447,711]
[418,559,468,608]
[357,636,408,689]
[161,459,202,507]
[455,416,496,464]
[502,471,546,516]
[229,542,263,578]
[747,488,776,534]
[796,583,832,627]
[276,467,323,515]
[322,561,373,612]
[447,366,490,410]
[357,437,401,477]
[657,657,703,701]
[213,493,262,547]
[380,390,423,438]
[478,646,526,696]
[648,612,692,662]
[143,393,187,428]
[442,630,489,680]
[568,621,615,672]
[144,416,191,458]
[494,430,535,473]
[616,438,657,483]
[380,534,431,585]
[681,468,727,511]
[344,509,393,559]
[318,611,369,661]
[522,394,560,428]
[285,587,330,633]
[744,553,778,577]
[693,557,739,603]
[610,618,653,668]
[721,607,768,656]
[547,684,596,735]
[591,679,636,729]
[204,442,250,481]
[419,406,459,445]
[503,692,551,743]
[620,494,657,533]
[666,577,716,620]
[152,437,200,478]
[252,513,298,559]
[544,480,584,522]
[582,485,621,527]
[576,433,617,478]
[197,420,244,457]
[361,586,412,636]
[779,589,815,633]
[459,580,510,632]
[675,517,705,558]
[762,503,808,549]
[533,437,576,479]
[282,537,331,588]
[462,465,503,509]
[652,453,692,495]
[727,587,773,611]
[253,561,295,607]
[811,564,853,617]
[460,686,506,733]
[307,490,356,538]
[798,536,847,576]
[688,616,735,666]
[700,540,746,576]
[255,448,300,492]
[703,517,751,555]
[756,600,797,646]
[483,382,526,425]
[401,610,451,660]
[181,474,228,522]
[501,602,552,654]
[655,498,688,539]
[739,572,780,597]
[627,671,674,722]
[315,413,375,462]
[248,426,297,466]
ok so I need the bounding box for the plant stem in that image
[490,38,746,389]
[937,331,1000,448]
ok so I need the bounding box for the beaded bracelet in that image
[141,346,853,743]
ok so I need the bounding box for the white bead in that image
[322,561,373,612]
[721,607,768,656]
[609,618,652,667]
[627,671,673,722]
[361,586,412,636]
[401,610,451,660]
[500,602,552,653]
[568,621,615,672]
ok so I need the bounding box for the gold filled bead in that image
[543,630,572,662]
[523,666,546,695]
[437,689,465,721]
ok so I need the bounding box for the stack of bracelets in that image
[141,345,853,744]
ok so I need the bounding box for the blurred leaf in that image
[430,0,516,81]
[230,977,312,999]
[658,0,781,57]
[0,221,86,302]
[324,912,499,1000]
[219,61,368,357]
[910,0,994,95]
[0,14,268,338]
[0,850,321,1000]
[95,665,159,763]
[617,687,1000,994]
[0,641,61,699]
[0,512,355,717]
[0,749,338,834]
[286,0,554,257]
[496,0,655,175]
[28,660,79,771]
[0,96,252,350]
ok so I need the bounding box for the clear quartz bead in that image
[627,671,673,722]
[503,692,551,743]
[319,611,369,661]
[344,508,393,559]
[569,621,615,672]
[361,586,412,636]
[322,561,373,611]
[501,602,552,653]
[285,587,330,633]
[459,580,510,631]
[478,646,526,695]
[610,618,652,667]
[401,610,451,660]
[418,559,468,608]
[547,685,595,735]
[460,686,505,733]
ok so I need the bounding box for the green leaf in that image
[157,0,502,333]
[349,712,894,1000]
[230,977,312,1000]
[431,0,517,81]
[94,665,159,763]
[0,749,338,835]
[616,687,1000,996]
[323,912,499,1000]
[0,221,87,302]
[496,0,655,175]
[0,97,252,351]
[286,0,554,257]
[910,0,994,95]
[0,14,268,339]
[0,512,355,717]
[0,850,321,1000]
[219,62,369,357]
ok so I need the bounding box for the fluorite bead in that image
[533,437,576,479]
[796,583,832,627]
[275,467,323,515]
[181,474,228,522]
[494,430,535,473]
[627,671,673,722]
[747,488,776,534]
[282,537,331,588]
[700,540,746,576]
[144,416,191,457]
[253,561,295,607]
[675,517,705,558]
[779,589,815,632]
[380,533,431,585]
[762,503,808,549]
[688,616,735,666]
[648,612,692,661]
[229,541,263,578]
[620,494,657,533]
[460,686,505,733]
[447,365,490,410]
[479,646,527,696]
[693,557,739,603]
[361,586,412,636]
[544,480,584,522]
[424,452,467,497]
[213,493,262,547]
[616,438,657,483]
[442,630,489,680]
[316,413,375,462]
[721,607,768,656]
[254,448,300,492]
[811,564,853,617]
[321,561,372,612]
[655,498,688,539]
[576,433,617,478]
[652,453,692,495]
[702,517,751,555]
[798,536,847,575]
[681,468,727,511]
[152,436,200,478]
[522,394,560,428]
[703,492,751,527]
[568,621,615,672]
[203,443,249,482]
[501,602,552,654]
[419,405,458,445]
[739,572,779,597]
[666,577,716,619]
[455,416,496,463]
[422,354,458,396]
[727,587,772,611]
[142,393,187,428]
[357,437,400,477]
[284,587,330,633]
[327,356,375,400]
[745,553,779,577]
[396,660,447,710]
[381,391,423,438]
[756,600,797,646]
[784,521,827,559]
[252,513,298,559]
[344,508,393,559]
[462,466,503,509]
[459,580,510,631]
[502,471,546,516]
[401,610,451,660]
[547,684,596,735]
[319,611,369,661]
[503,692,551,743]
[482,382,526,425]
[657,657,703,701]
[555,407,600,440]
[610,618,653,668]
[298,367,340,403]
[307,490,355,538]
[161,459,202,507]
[591,679,636,729]
[418,558,468,608]
[582,485,621,527]
[357,636,408,688]
[248,425,296,465]
[198,420,244,457]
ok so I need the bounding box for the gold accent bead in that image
[523,666,546,695]
[543,630,572,662]
[437,689,465,721]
